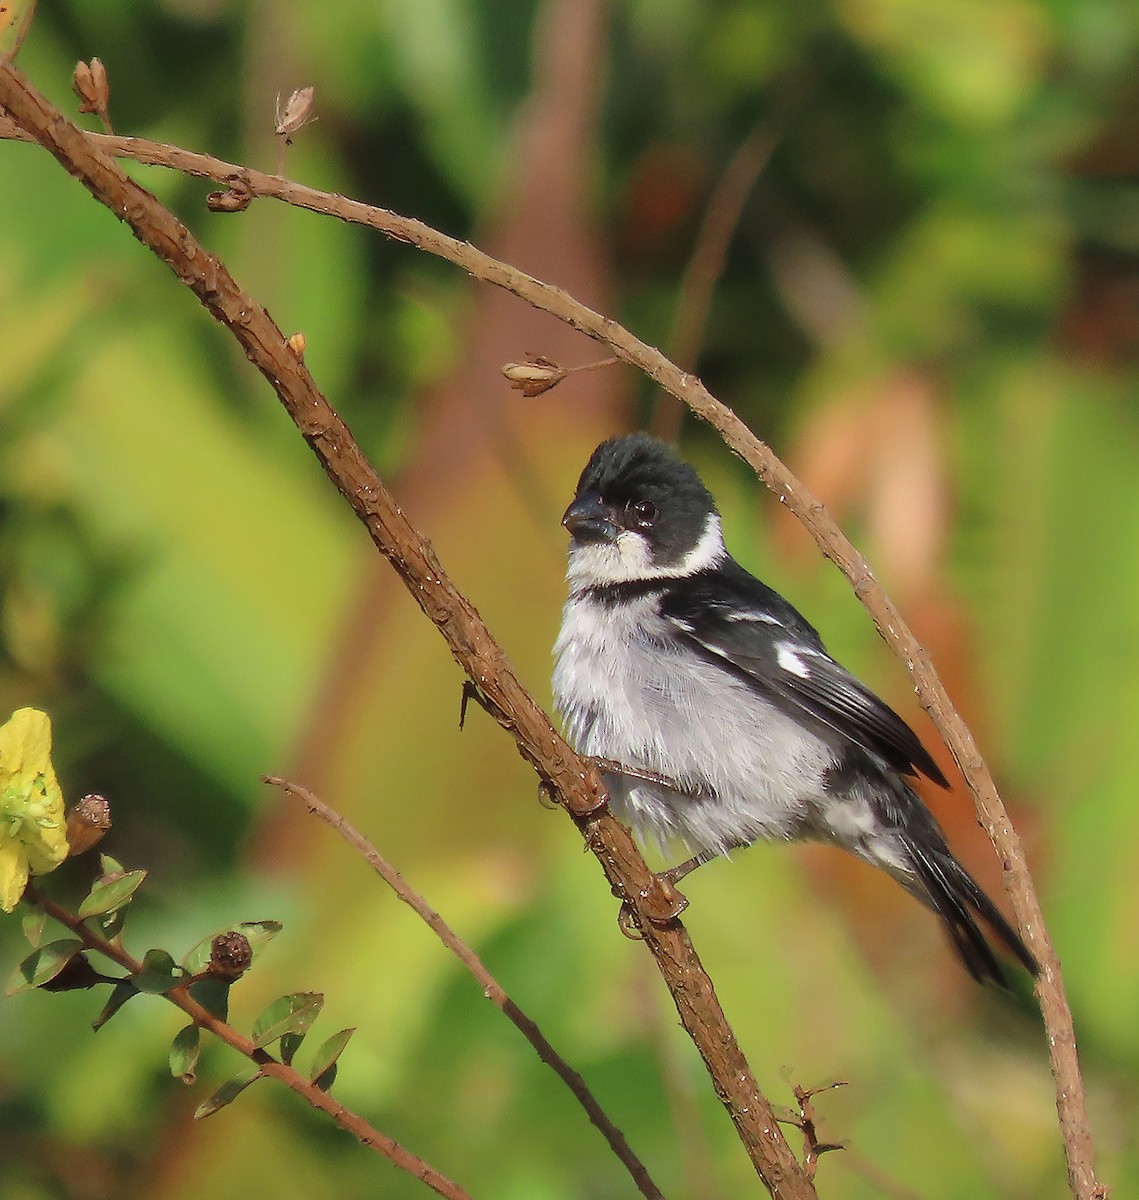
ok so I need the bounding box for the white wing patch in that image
[724,609,782,625]
[776,642,811,678]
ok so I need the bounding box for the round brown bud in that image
[207,932,253,981]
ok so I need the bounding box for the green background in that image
[2,0,1138,1196]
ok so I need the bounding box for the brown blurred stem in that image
[652,125,776,441]
[263,775,666,1200]
[0,58,1104,1200]
[24,888,471,1200]
[0,61,814,1199]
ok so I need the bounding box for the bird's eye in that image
[627,499,658,528]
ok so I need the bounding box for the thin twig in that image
[0,62,815,1199]
[263,775,666,1200]
[0,64,1104,1199]
[653,125,776,441]
[25,888,472,1200]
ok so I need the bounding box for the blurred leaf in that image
[91,979,139,1031]
[21,905,46,947]
[0,0,36,60]
[77,868,146,918]
[133,948,182,994]
[194,1069,261,1120]
[170,1024,201,1084]
[97,906,127,942]
[251,992,323,1049]
[279,1031,304,1066]
[6,937,83,995]
[309,1027,355,1090]
[188,977,231,1022]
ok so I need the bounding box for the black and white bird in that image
[553,433,1037,985]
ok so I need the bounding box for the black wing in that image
[660,562,949,788]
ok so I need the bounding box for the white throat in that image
[566,511,726,590]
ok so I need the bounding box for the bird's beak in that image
[562,492,619,543]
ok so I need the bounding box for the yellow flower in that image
[0,709,68,912]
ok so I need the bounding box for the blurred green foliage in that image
[2,0,1139,1197]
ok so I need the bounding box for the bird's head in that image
[562,434,725,588]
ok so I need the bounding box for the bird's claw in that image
[615,874,688,938]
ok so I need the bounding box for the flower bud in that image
[72,58,110,118]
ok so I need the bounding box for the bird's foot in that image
[615,873,689,939]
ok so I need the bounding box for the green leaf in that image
[279,1031,305,1066]
[98,853,125,877]
[240,920,283,958]
[181,919,283,974]
[170,1024,201,1084]
[251,992,323,1049]
[188,977,230,1021]
[98,906,127,941]
[6,939,83,995]
[194,1068,261,1120]
[92,980,139,1031]
[21,907,46,947]
[134,948,183,994]
[309,1027,355,1090]
[77,868,147,918]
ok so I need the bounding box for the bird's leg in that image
[656,849,720,888]
[587,757,704,799]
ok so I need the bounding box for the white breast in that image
[553,592,837,857]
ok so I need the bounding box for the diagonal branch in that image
[0,60,816,1200]
[26,888,472,1200]
[263,775,666,1200]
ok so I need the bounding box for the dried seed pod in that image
[501,358,567,398]
[66,793,112,856]
[275,86,315,137]
[72,57,110,117]
[207,931,253,981]
[206,187,252,213]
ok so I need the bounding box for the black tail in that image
[902,836,1038,987]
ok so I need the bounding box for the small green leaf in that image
[251,992,323,1049]
[170,1024,201,1084]
[92,980,139,1031]
[6,939,83,996]
[77,869,147,918]
[280,1031,305,1065]
[310,1027,355,1090]
[188,977,230,1021]
[194,1069,261,1120]
[98,906,127,941]
[134,949,183,994]
[240,920,284,957]
[182,920,283,973]
[21,907,46,947]
[98,853,124,876]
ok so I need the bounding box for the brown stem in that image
[26,889,471,1200]
[263,775,666,1200]
[653,125,776,441]
[0,61,814,1199]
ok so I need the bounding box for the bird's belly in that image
[553,597,835,855]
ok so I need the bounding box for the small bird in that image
[552,433,1037,985]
